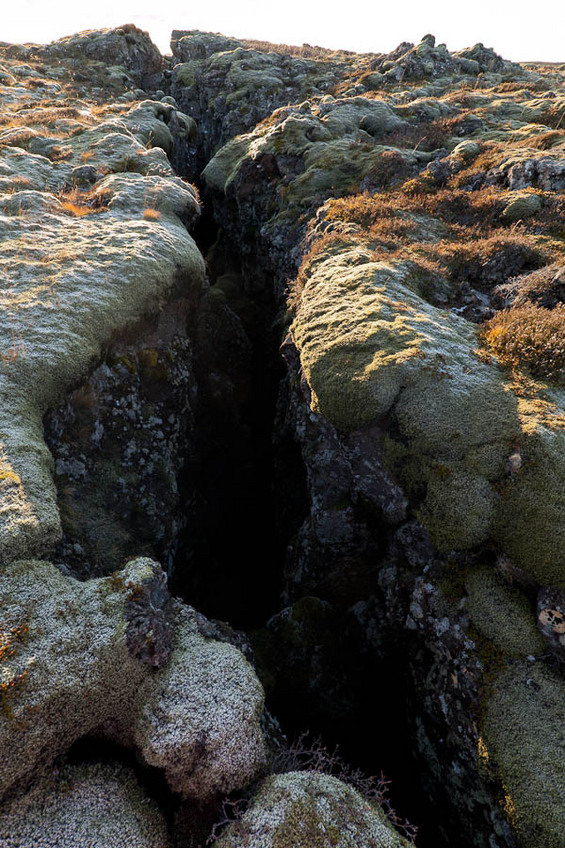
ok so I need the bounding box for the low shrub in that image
[482,302,565,380]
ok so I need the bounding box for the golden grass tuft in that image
[482,303,565,381]
[57,186,110,218]
[142,208,161,221]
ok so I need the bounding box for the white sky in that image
[2,0,564,63]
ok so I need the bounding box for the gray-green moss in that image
[290,251,520,551]
[501,192,542,224]
[482,661,565,848]
[465,566,545,657]
[0,154,204,563]
[0,558,266,802]
[493,417,565,586]
[215,771,412,848]
[0,760,170,848]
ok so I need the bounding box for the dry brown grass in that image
[319,187,508,231]
[511,130,564,150]
[58,186,110,217]
[239,38,351,60]
[289,184,557,310]
[411,234,548,289]
[482,303,565,380]
[142,208,161,221]
[0,105,87,129]
[382,119,451,152]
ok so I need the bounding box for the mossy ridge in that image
[493,422,565,585]
[0,760,171,848]
[0,558,267,802]
[0,165,204,564]
[290,249,521,552]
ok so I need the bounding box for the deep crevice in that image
[172,196,447,847]
[170,209,303,629]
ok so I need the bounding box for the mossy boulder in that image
[290,250,519,551]
[482,661,565,848]
[0,558,266,801]
[37,24,163,89]
[0,760,170,848]
[202,97,414,217]
[465,566,545,656]
[0,141,204,563]
[493,412,565,585]
[214,771,413,848]
[501,192,542,224]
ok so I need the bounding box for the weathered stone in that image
[501,191,542,223]
[38,24,163,89]
[482,662,565,848]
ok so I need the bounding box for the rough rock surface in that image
[37,24,164,90]
[0,74,205,564]
[188,29,565,848]
[170,30,354,174]
[2,22,565,848]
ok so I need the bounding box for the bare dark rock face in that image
[125,568,174,667]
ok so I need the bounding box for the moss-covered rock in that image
[289,250,521,551]
[493,412,565,585]
[0,558,266,802]
[37,24,163,90]
[501,191,543,223]
[482,661,565,848]
[0,129,204,563]
[0,760,170,848]
[465,566,545,656]
[214,771,413,848]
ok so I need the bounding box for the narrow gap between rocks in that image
[173,198,449,848]
[168,206,301,629]
[40,144,450,848]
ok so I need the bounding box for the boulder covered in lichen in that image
[214,771,413,848]
[0,761,170,848]
[0,557,267,803]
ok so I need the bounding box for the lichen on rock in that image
[482,661,565,848]
[0,86,205,564]
[0,760,170,848]
[214,771,413,848]
[0,557,267,803]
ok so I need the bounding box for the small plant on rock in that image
[482,302,565,381]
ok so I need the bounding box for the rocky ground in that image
[0,22,564,848]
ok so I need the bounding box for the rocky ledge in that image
[0,22,564,848]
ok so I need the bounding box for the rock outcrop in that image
[1,22,565,848]
[214,771,413,848]
[172,28,565,848]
